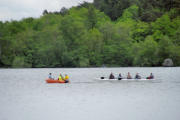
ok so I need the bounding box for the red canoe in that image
[46,79,69,83]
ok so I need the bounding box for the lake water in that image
[0,67,180,120]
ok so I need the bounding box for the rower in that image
[118,73,123,80]
[147,73,154,79]
[127,72,132,79]
[135,73,141,79]
[109,73,115,79]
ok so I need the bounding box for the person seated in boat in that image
[118,73,123,80]
[58,74,65,82]
[127,72,132,79]
[135,73,141,79]
[109,73,115,79]
[48,73,54,80]
[147,73,154,79]
[64,74,69,83]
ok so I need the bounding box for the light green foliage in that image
[169,46,180,66]
[158,36,174,62]
[95,10,111,28]
[99,22,116,44]
[119,5,139,21]
[60,15,87,50]
[101,21,134,66]
[12,56,25,68]
[84,28,103,66]
[131,21,150,42]
[157,34,180,66]
[78,56,90,67]
[12,56,31,68]
[132,36,159,66]
[0,1,179,67]
[152,14,178,40]
[87,5,97,29]
[173,27,180,45]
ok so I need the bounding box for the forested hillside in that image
[0,0,179,67]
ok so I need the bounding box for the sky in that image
[0,0,93,22]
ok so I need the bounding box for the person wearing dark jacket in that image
[147,73,154,79]
[135,73,141,79]
[118,73,123,80]
[109,73,115,79]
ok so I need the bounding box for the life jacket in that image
[58,76,63,81]
[65,75,69,80]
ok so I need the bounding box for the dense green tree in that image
[77,2,93,9]
[132,36,159,66]
[60,15,87,50]
[83,28,103,66]
[138,0,163,22]
[43,9,48,15]
[152,14,178,40]
[159,0,180,11]
[131,21,150,42]
[87,5,97,29]
[169,45,180,66]
[0,1,179,67]
[94,0,133,20]
[60,7,68,16]
[99,22,116,44]
[158,36,174,62]
[173,27,180,45]
[119,5,139,21]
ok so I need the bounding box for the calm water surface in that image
[0,67,180,120]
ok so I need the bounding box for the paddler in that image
[58,74,64,82]
[64,74,69,83]
[48,73,54,80]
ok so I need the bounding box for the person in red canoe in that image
[58,74,65,82]
[64,74,69,83]
[147,73,154,79]
[48,73,54,80]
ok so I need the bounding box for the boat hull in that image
[95,78,155,81]
[46,79,69,83]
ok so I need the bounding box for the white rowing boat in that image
[95,78,155,81]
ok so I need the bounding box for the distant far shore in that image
[0,66,179,69]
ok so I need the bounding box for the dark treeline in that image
[0,0,179,68]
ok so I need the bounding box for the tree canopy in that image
[0,0,179,67]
